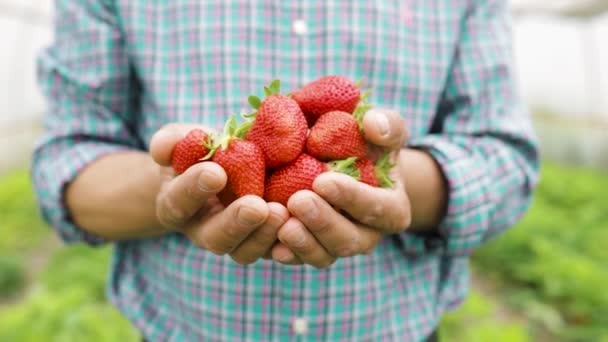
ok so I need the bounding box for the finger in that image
[287,191,361,258]
[313,172,411,234]
[271,242,304,265]
[230,202,289,265]
[156,162,227,229]
[355,225,386,255]
[185,195,269,255]
[149,123,213,166]
[276,217,335,269]
[362,109,409,150]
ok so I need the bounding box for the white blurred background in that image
[1,0,607,170]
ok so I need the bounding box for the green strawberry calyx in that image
[352,102,373,131]
[244,79,281,119]
[202,115,252,159]
[329,157,361,180]
[375,152,395,188]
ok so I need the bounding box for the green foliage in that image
[0,171,50,252]
[0,245,139,342]
[440,292,531,342]
[0,287,139,342]
[473,162,608,340]
[0,255,26,298]
[40,245,111,298]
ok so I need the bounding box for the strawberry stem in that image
[234,120,253,139]
[375,152,395,188]
[329,157,360,180]
[201,133,219,161]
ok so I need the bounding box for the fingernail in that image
[296,197,318,221]
[199,170,221,192]
[373,111,390,137]
[237,206,265,226]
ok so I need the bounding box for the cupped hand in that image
[150,123,289,265]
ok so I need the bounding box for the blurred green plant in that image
[473,162,608,341]
[440,292,531,342]
[0,245,139,342]
[0,255,26,298]
[0,171,50,252]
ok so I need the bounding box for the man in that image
[32,1,539,341]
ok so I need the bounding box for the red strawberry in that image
[210,117,266,206]
[292,75,361,125]
[306,109,368,161]
[265,154,361,206]
[245,80,307,168]
[329,153,395,189]
[355,158,379,187]
[264,154,327,206]
[171,128,211,175]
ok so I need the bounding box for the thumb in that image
[361,109,409,151]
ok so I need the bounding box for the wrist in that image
[398,148,448,232]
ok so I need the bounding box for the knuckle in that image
[334,238,360,258]
[359,202,384,226]
[251,226,278,247]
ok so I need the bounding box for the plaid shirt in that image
[32,1,539,341]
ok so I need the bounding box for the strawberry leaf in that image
[248,95,262,110]
[330,157,360,180]
[353,103,373,130]
[263,87,272,97]
[243,111,258,119]
[375,152,396,188]
[268,79,281,94]
[360,90,372,103]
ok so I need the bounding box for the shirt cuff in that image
[404,135,492,256]
[32,140,133,246]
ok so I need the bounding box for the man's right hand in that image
[149,124,289,265]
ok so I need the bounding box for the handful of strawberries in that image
[170,75,395,207]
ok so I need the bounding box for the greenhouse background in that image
[0,1,607,341]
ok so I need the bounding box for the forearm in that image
[66,151,165,241]
[398,148,448,232]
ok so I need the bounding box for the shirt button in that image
[292,19,308,36]
[293,317,308,335]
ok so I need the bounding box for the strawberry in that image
[292,75,361,125]
[245,80,308,168]
[171,128,212,175]
[264,154,327,206]
[354,158,378,187]
[306,105,370,161]
[352,153,395,188]
[210,117,266,206]
[265,154,360,206]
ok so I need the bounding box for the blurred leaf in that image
[0,171,50,253]
[0,255,26,298]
